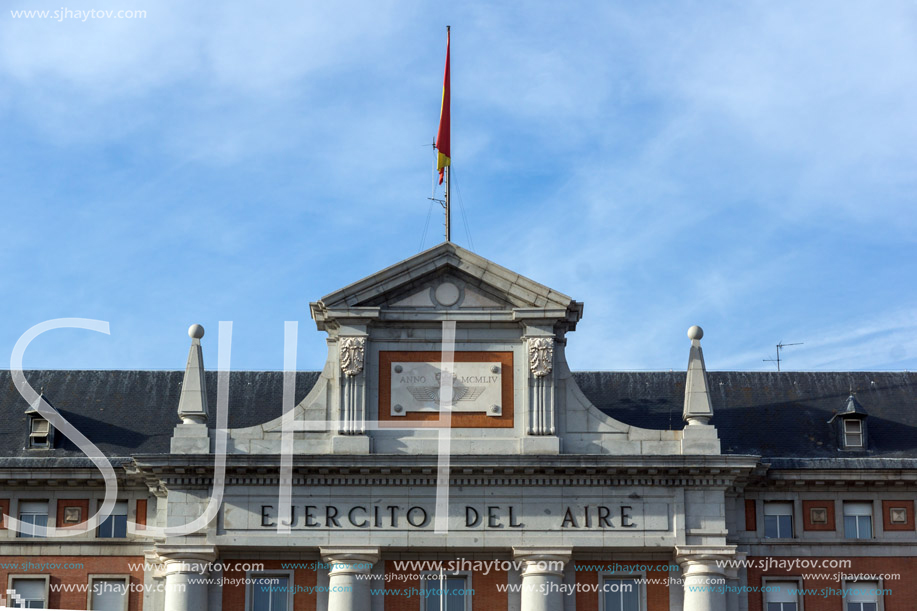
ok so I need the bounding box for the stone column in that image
[157,545,217,611]
[513,548,571,611]
[723,551,745,611]
[676,546,735,611]
[321,547,380,611]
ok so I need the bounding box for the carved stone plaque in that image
[390,362,502,416]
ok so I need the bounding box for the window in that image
[249,574,289,611]
[844,502,873,539]
[846,580,879,611]
[98,501,128,538]
[764,502,794,538]
[88,577,128,611]
[844,420,863,448]
[9,577,48,608]
[765,581,799,611]
[422,572,469,611]
[18,501,48,539]
[28,417,50,449]
[603,577,640,611]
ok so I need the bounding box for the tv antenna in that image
[763,342,804,372]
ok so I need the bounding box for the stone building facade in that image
[1,243,915,611]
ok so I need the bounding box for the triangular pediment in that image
[385,274,510,309]
[310,243,583,329]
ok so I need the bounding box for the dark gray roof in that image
[1,370,915,462]
[0,371,318,459]
[575,371,917,459]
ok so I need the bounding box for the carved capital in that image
[340,337,366,376]
[528,337,554,377]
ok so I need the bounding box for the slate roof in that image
[1,370,914,464]
[0,371,318,460]
[575,371,917,461]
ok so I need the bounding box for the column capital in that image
[155,544,218,577]
[675,545,736,562]
[512,547,571,578]
[675,545,735,578]
[321,546,380,577]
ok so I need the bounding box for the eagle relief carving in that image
[528,337,554,377]
[340,337,365,376]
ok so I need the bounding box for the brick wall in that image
[0,555,143,610]
[221,559,316,611]
[746,556,917,611]
[574,561,671,611]
[383,560,506,611]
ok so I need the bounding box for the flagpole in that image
[445,168,450,242]
[444,25,451,243]
[434,25,451,243]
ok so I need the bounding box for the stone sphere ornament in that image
[188,324,205,339]
[687,325,704,340]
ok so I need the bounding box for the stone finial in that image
[177,324,208,425]
[683,325,713,425]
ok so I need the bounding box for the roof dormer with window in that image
[24,393,55,450]
[829,394,869,451]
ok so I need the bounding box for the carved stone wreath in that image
[340,337,366,376]
[528,337,554,377]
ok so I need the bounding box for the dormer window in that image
[25,393,57,450]
[28,415,51,449]
[844,419,863,448]
[828,394,868,451]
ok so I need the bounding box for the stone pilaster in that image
[321,547,380,611]
[513,548,571,611]
[526,336,556,436]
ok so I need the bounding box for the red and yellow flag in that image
[435,28,451,185]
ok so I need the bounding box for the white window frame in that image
[7,574,50,609]
[419,569,472,611]
[841,578,885,611]
[599,572,645,611]
[843,502,873,539]
[87,574,130,611]
[244,570,294,611]
[97,500,129,539]
[17,500,49,539]
[764,501,795,539]
[762,577,804,611]
[28,417,51,448]
[843,419,864,448]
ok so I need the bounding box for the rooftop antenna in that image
[763,342,804,372]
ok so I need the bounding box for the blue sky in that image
[1,0,915,373]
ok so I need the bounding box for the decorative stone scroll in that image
[528,338,553,377]
[340,337,365,377]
